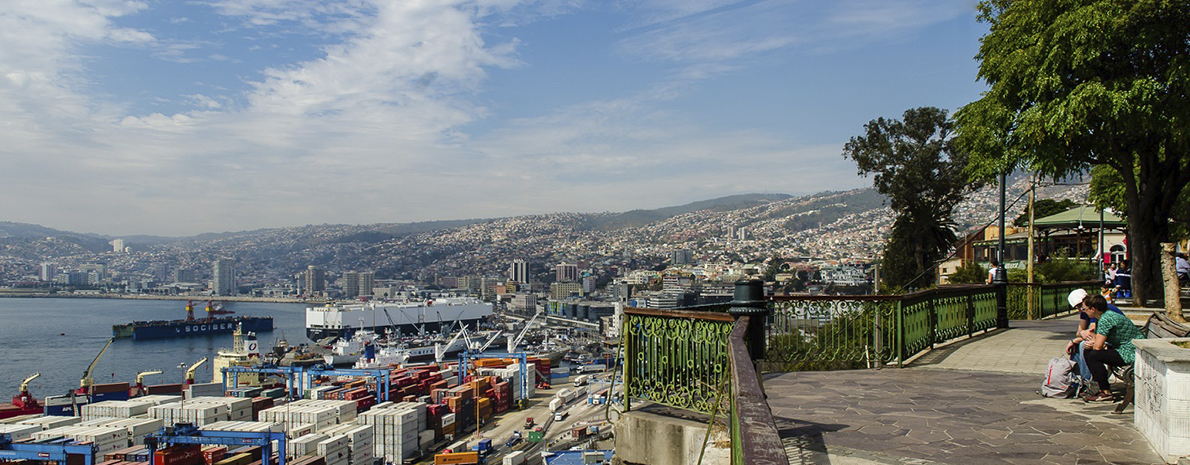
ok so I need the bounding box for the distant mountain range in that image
[0,193,804,243]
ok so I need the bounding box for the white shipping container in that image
[503,450,526,465]
[0,424,41,441]
[18,416,81,430]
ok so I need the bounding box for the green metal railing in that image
[1006,281,1099,319]
[621,307,735,414]
[764,285,999,370]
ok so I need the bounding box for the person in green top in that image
[1081,294,1145,402]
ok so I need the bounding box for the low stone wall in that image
[613,404,729,465]
[1134,337,1190,463]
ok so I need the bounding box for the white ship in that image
[306,297,493,341]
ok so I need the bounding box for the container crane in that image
[477,329,503,353]
[77,337,115,395]
[185,358,208,384]
[132,370,162,397]
[507,311,541,354]
[435,327,470,363]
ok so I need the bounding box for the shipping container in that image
[433,451,479,464]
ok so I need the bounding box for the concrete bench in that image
[1114,313,1190,414]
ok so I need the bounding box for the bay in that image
[0,297,309,400]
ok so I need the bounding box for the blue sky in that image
[0,0,988,236]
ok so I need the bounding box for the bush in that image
[948,261,988,284]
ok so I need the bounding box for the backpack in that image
[1040,356,1079,398]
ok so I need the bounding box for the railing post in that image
[727,279,770,363]
[896,299,904,368]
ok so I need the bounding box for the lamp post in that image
[994,171,1009,329]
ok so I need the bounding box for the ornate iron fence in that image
[621,307,735,414]
[765,285,999,370]
[1006,281,1100,319]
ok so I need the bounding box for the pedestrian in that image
[987,259,1000,284]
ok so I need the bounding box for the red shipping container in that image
[154,445,202,465]
[202,447,227,465]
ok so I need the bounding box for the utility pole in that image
[1027,175,1035,320]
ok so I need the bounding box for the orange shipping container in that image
[433,452,479,465]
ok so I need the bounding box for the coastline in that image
[0,289,321,304]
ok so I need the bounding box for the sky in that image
[0,0,990,237]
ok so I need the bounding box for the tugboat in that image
[0,374,44,419]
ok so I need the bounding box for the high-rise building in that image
[152,263,169,283]
[344,272,360,298]
[110,239,125,253]
[671,249,693,265]
[213,259,235,296]
[556,263,579,283]
[305,266,326,296]
[173,268,196,283]
[359,271,374,298]
[39,263,55,282]
[508,259,529,284]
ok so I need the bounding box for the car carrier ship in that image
[305,297,492,341]
[112,300,273,340]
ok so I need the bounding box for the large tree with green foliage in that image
[844,107,981,290]
[956,0,1190,306]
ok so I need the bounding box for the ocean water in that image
[0,297,309,400]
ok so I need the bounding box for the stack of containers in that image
[17,415,82,430]
[320,424,374,465]
[185,382,224,399]
[0,424,41,441]
[31,424,130,454]
[104,445,149,462]
[250,397,274,420]
[356,403,424,462]
[199,421,285,434]
[78,417,164,440]
[288,456,326,465]
[286,433,327,457]
[147,397,252,426]
[91,383,132,403]
[153,444,203,465]
[492,381,511,413]
[201,446,227,465]
[315,435,349,465]
[257,400,356,433]
[82,394,182,420]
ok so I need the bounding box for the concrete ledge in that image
[613,403,729,465]
[1134,338,1190,463]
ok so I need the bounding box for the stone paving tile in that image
[767,316,1164,464]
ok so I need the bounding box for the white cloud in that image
[0,0,968,235]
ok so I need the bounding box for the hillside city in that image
[0,177,1088,306]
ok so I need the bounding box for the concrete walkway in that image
[766,315,1166,465]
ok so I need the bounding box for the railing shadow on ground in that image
[620,280,1098,465]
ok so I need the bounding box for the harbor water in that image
[0,297,308,399]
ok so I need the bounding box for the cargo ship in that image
[306,298,492,341]
[112,300,273,340]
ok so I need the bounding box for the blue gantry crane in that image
[0,433,95,465]
[145,423,287,465]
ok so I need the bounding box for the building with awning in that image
[938,206,1128,283]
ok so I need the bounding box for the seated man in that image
[1066,289,1124,389]
[1079,294,1145,402]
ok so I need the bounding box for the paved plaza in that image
[766,315,1169,464]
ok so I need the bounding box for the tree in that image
[843,107,982,290]
[948,260,988,284]
[1013,199,1079,227]
[956,0,1190,306]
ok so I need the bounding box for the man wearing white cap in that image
[1066,288,1125,393]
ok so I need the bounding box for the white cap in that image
[1068,289,1088,309]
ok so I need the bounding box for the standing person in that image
[1105,263,1117,286]
[987,259,1000,284]
[1176,253,1189,283]
[1079,294,1144,402]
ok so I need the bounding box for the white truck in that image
[549,397,563,412]
[503,450,526,465]
[573,375,589,387]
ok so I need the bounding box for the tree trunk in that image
[1161,243,1185,322]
